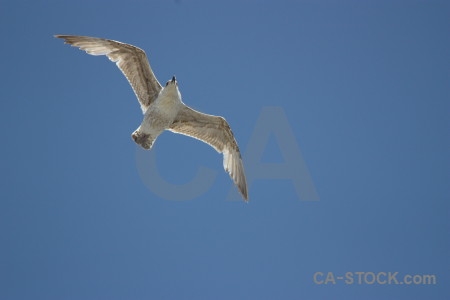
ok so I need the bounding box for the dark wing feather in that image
[55,35,161,112]
[169,106,248,201]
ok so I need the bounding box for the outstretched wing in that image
[55,35,162,113]
[169,105,248,201]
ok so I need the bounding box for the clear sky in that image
[0,0,448,299]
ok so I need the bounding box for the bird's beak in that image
[171,76,176,83]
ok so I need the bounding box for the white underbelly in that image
[140,94,182,136]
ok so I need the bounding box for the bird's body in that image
[56,35,248,201]
[133,78,184,150]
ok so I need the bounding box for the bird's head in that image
[165,75,178,89]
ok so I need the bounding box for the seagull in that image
[55,35,248,201]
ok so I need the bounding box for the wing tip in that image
[241,185,249,202]
[236,174,248,202]
[54,34,69,39]
[54,35,74,45]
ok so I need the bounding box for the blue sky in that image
[0,0,449,299]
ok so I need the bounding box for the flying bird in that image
[55,35,248,201]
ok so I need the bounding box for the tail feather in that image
[131,130,154,150]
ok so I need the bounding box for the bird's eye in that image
[165,81,169,86]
